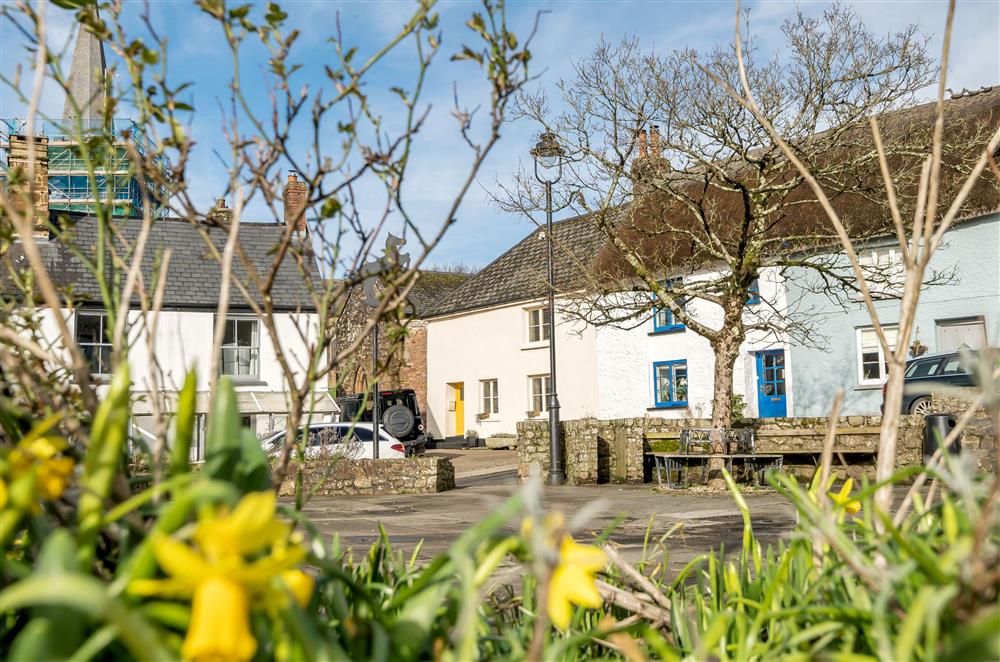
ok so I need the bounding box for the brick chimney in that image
[283,172,307,232]
[649,125,661,155]
[208,197,232,223]
[5,135,50,236]
[637,129,648,158]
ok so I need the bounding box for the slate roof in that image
[406,270,473,317]
[1,214,321,312]
[427,214,606,317]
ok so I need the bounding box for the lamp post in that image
[531,130,566,486]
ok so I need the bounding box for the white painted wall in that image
[425,299,598,438]
[22,307,321,437]
[596,266,792,420]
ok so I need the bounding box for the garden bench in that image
[650,452,783,489]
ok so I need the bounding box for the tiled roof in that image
[426,213,606,317]
[2,214,321,312]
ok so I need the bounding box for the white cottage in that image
[423,215,786,440]
[3,209,335,459]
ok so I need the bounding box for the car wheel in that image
[909,397,932,416]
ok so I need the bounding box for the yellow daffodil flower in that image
[828,478,862,515]
[281,569,315,608]
[547,536,607,630]
[0,479,7,511]
[129,491,311,662]
[3,435,75,507]
[182,576,257,662]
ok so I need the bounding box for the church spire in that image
[62,22,107,121]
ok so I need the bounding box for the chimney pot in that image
[216,198,227,209]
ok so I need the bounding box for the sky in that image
[2,0,998,271]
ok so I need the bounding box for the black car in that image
[883,350,977,415]
[336,388,427,455]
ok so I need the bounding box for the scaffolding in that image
[0,117,167,218]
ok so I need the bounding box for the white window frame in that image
[219,316,261,378]
[480,379,499,416]
[526,307,551,344]
[528,374,552,414]
[75,311,113,376]
[858,246,904,299]
[856,325,899,386]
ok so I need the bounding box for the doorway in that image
[756,349,787,418]
[448,382,465,437]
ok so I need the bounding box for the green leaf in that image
[203,376,242,482]
[170,369,197,476]
[236,427,272,492]
[320,197,342,218]
[1,574,171,660]
[77,364,131,568]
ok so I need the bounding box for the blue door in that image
[756,349,787,418]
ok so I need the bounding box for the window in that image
[747,276,761,305]
[859,247,904,298]
[220,317,259,377]
[527,308,551,343]
[653,360,688,407]
[939,356,967,376]
[529,374,551,413]
[480,379,499,415]
[857,325,899,386]
[652,279,685,333]
[76,312,112,375]
[904,359,942,379]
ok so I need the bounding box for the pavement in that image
[298,450,799,572]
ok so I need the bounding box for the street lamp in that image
[531,130,566,486]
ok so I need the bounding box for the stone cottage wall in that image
[280,456,454,496]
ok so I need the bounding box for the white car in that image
[263,423,406,460]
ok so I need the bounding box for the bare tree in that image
[711,0,1000,514]
[496,4,969,446]
[1,0,533,500]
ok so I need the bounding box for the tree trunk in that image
[707,306,745,488]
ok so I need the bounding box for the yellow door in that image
[453,383,465,436]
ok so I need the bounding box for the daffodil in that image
[547,536,607,630]
[2,435,75,508]
[182,576,257,662]
[129,491,311,662]
[828,478,862,515]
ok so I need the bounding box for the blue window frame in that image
[747,276,761,305]
[652,280,685,333]
[653,360,688,408]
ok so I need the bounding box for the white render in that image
[425,298,598,439]
[598,266,793,420]
[426,266,794,437]
[27,306,325,441]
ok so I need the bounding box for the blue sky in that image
[2,0,998,270]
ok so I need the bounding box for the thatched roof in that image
[594,86,1000,279]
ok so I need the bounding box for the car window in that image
[343,426,373,442]
[939,356,965,375]
[308,428,340,447]
[905,359,941,378]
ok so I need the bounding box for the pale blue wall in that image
[787,214,1000,417]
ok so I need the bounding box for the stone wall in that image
[280,456,454,496]
[514,414,989,484]
[931,390,997,473]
